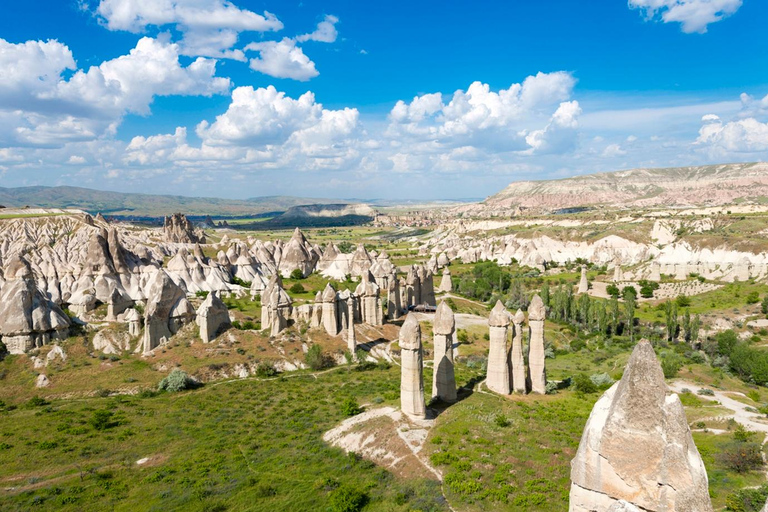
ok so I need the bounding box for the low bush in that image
[290,269,304,280]
[717,441,764,473]
[305,344,333,370]
[158,369,194,392]
[328,485,368,512]
[340,397,362,417]
[289,283,305,294]
[89,410,118,431]
[572,374,597,395]
[725,484,768,512]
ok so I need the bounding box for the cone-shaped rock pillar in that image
[487,300,512,395]
[399,313,426,418]
[577,266,589,294]
[569,340,713,512]
[432,301,457,402]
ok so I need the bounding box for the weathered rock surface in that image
[511,309,527,393]
[141,271,194,354]
[93,329,132,354]
[399,313,425,418]
[0,256,70,354]
[432,301,457,402]
[487,300,511,395]
[528,294,547,394]
[577,266,588,294]
[438,268,452,292]
[196,291,231,343]
[163,213,204,244]
[569,340,713,512]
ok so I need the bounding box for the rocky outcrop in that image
[487,301,511,395]
[321,283,339,336]
[387,275,402,320]
[141,271,194,354]
[93,329,132,354]
[400,313,426,419]
[196,291,231,343]
[0,256,70,354]
[163,213,204,244]
[528,294,547,394]
[261,275,292,336]
[432,301,457,402]
[278,228,314,278]
[356,271,383,326]
[569,340,712,512]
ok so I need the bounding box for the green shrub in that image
[717,441,764,473]
[0,340,7,361]
[195,290,209,299]
[255,362,278,378]
[158,369,193,392]
[661,353,683,379]
[340,397,362,417]
[590,373,615,388]
[89,410,117,431]
[572,374,597,395]
[328,485,368,512]
[231,276,251,287]
[289,283,305,294]
[675,295,691,307]
[290,269,304,280]
[698,388,715,396]
[746,291,761,305]
[725,484,768,512]
[747,390,760,402]
[494,414,510,427]
[305,344,332,370]
[26,396,49,408]
[606,284,620,298]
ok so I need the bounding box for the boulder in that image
[569,340,712,512]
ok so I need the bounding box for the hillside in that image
[0,186,350,217]
[485,162,768,210]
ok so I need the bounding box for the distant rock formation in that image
[432,301,457,402]
[278,228,314,278]
[400,313,425,419]
[0,256,70,354]
[569,340,712,512]
[577,266,588,294]
[163,213,204,244]
[196,291,231,343]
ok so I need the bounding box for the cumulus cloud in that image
[94,0,282,59]
[629,0,742,33]
[245,38,319,81]
[296,15,339,43]
[0,36,230,147]
[696,114,768,153]
[387,72,579,153]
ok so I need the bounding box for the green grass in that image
[425,391,595,511]
[0,366,447,512]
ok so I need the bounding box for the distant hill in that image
[485,162,768,210]
[0,186,351,217]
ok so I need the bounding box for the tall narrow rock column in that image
[577,266,588,294]
[321,283,339,336]
[432,301,457,402]
[487,300,512,395]
[511,309,527,393]
[347,295,357,355]
[528,294,547,394]
[400,313,426,419]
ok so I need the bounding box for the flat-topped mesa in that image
[196,291,231,344]
[511,309,527,393]
[163,213,204,244]
[278,228,314,278]
[0,256,70,354]
[577,266,589,294]
[399,313,426,418]
[487,300,512,395]
[438,267,452,292]
[432,301,457,402]
[528,294,547,394]
[322,283,340,336]
[569,340,712,512]
[141,270,194,355]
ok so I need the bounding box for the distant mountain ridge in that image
[486,162,768,209]
[0,186,351,217]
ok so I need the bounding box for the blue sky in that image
[0,0,766,200]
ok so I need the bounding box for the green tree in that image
[682,309,692,343]
[690,314,701,344]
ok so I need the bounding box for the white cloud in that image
[629,0,742,33]
[601,143,627,158]
[94,0,283,59]
[67,155,87,164]
[296,15,339,43]
[245,38,318,81]
[0,36,229,147]
[387,72,579,153]
[525,101,582,155]
[696,114,768,153]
